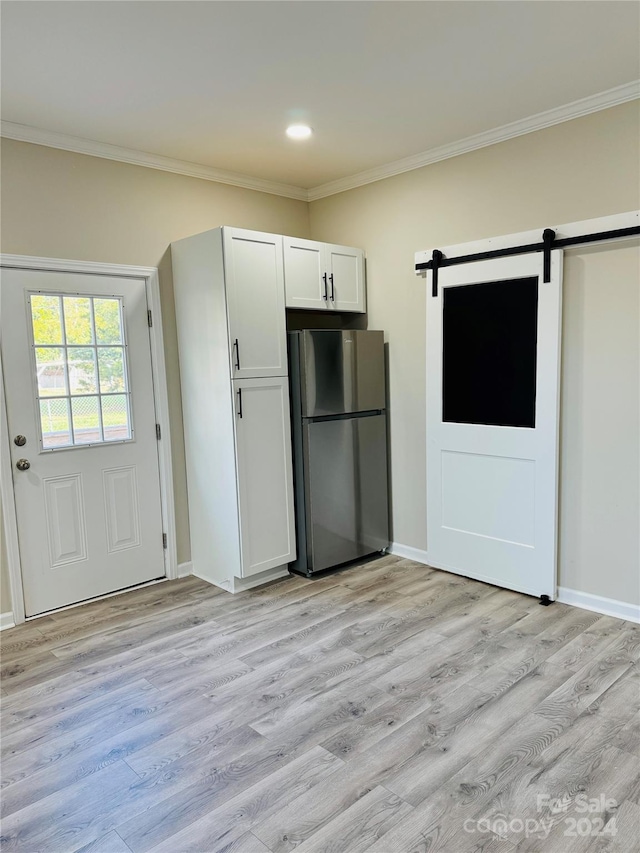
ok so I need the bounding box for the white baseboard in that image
[191,565,290,595]
[177,561,193,578]
[557,587,640,624]
[389,542,431,565]
[390,542,639,624]
[0,612,15,631]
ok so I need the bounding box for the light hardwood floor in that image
[1,557,638,853]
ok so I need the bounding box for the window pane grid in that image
[88,304,105,443]
[35,391,131,398]
[35,343,126,349]
[30,293,132,449]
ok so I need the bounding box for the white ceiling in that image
[2,1,639,193]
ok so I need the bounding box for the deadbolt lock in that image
[14,435,26,447]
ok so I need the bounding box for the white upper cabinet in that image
[326,243,366,313]
[283,237,328,310]
[233,376,296,577]
[223,228,288,378]
[284,238,366,313]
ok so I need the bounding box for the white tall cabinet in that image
[172,227,296,592]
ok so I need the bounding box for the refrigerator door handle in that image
[322,273,328,301]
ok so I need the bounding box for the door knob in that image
[14,435,26,447]
[16,458,30,471]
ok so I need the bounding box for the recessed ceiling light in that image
[286,124,312,140]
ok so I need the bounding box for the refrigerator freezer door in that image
[304,413,389,571]
[300,330,385,417]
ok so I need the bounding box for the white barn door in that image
[426,251,562,599]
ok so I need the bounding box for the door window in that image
[29,293,132,449]
[442,277,539,428]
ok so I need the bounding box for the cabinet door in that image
[283,236,328,310]
[223,228,288,378]
[326,244,366,313]
[233,377,296,577]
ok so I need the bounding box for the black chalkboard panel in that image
[442,277,538,428]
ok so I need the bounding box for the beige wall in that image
[309,101,640,605]
[0,138,310,611]
[560,243,639,603]
[1,100,639,614]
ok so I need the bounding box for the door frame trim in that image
[0,254,177,624]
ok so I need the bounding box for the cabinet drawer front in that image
[224,229,288,378]
[233,377,296,576]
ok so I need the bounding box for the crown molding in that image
[0,122,308,201]
[306,81,640,201]
[2,81,638,204]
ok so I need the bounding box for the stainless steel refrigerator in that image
[288,330,390,577]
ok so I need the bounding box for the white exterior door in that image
[426,252,562,599]
[233,377,296,577]
[326,244,366,313]
[223,228,288,378]
[2,268,165,616]
[283,236,328,310]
